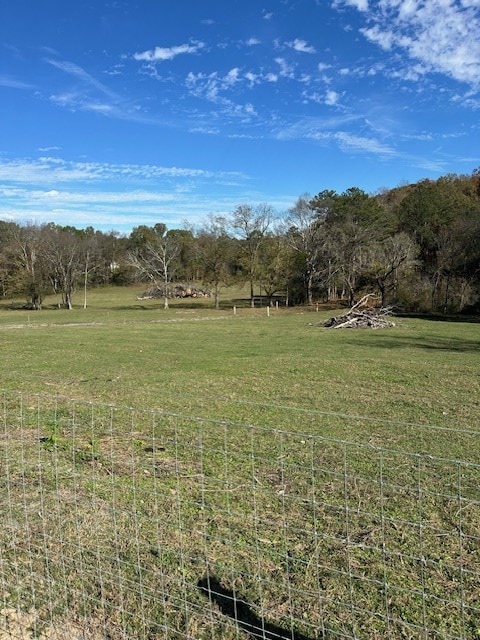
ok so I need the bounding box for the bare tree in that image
[10,223,48,309]
[42,226,84,309]
[128,225,180,309]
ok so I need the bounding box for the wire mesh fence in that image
[0,390,479,639]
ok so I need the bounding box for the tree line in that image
[1,170,479,313]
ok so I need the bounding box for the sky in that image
[1,0,479,233]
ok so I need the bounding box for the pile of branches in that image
[138,284,211,299]
[323,295,395,329]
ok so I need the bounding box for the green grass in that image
[0,285,479,638]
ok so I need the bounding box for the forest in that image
[1,170,479,314]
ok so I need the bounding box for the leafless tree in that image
[128,225,181,309]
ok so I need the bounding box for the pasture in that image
[0,285,479,639]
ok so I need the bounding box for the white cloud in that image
[333,0,369,10]
[302,89,342,106]
[287,39,316,54]
[396,0,420,20]
[302,91,323,104]
[133,41,204,62]
[245,37,261,46]
[263,11,273,20]
[225,68,241,86]
[275,58,295,79]
[347,0,480,88]
[185,65,273,115]
[174,68,258,117]
[245,71,259,85]
[325,89,341,105]
[360,25,395,50]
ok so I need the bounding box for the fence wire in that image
[0,390,478,639]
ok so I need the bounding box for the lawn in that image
[0,286,479,638]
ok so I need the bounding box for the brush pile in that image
[138,284,211,299]
[324,295,395,329]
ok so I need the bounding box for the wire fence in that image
[0,390,479,639]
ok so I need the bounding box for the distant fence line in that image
[0,390,479,639]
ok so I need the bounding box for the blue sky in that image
[1,0,479,233]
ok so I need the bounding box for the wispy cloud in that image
[44,57,162,124]
[273,113,399,157]
[334,131,397,156]
[49,92,115,115]
[26,189,176,204]
[133,41,205,62]
[0,157,245,185]
[46,58,118,99]
[0,74,35,89]
[0,157,253,229]
[274,114,364,139]
[104,63,124,76]
[0,158,295,230]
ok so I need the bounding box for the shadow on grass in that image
[396,312,480,324]
[198,576,320,640]
[344,334,480,353]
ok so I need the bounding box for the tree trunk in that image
[84,264,88,309]
[306,270,314,306]
[65,290,73,309]
[164,271,169,309]
[376,278,386,307]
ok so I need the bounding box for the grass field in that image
[0,285,479,638]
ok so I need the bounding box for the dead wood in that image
[323,296,395,329]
